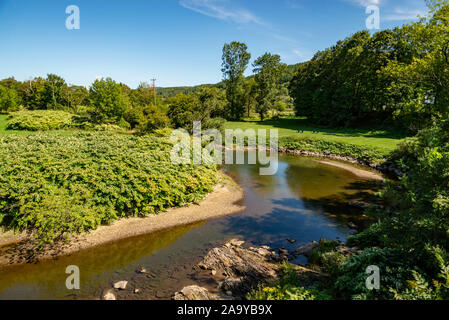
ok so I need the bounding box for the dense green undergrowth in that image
[296,120,449,300]
[279,136,389,163]
[247,263,331,301]
[335,120,449,300]
[0,132,217,245]
[6,110,78,131]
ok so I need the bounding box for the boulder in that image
[197,239,280,298]
[348,222,357,229]
[278,248,289,255]
[173,286,231,301]
[294,241,319,256]
[348,201,371,210]
[175,239,326,300]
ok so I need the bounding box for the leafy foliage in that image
[253,53,287,121]
[335,118,449,300]
[247,263,331,301]
[167,88,226,133]
[222,42,251,121]
[0,132,217,245]
[289,1,449,132]
[6,110,77,131]
[0,85,20,112]
[89,77,130,124]
[280,135,389,163]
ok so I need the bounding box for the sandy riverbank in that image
[315,160,385,181]
[0,175,245,267]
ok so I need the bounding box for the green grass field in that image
[224,118,407,153]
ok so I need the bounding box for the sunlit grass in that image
[225,118,407,152]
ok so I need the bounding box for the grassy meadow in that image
[225,118,406,153]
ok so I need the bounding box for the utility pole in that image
[151,78,157,106]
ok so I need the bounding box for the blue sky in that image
[0,0,428,88]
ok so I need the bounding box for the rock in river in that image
[294,241,319,257]
[102,289,116,300]
[348,222,357,229]
[113,281,128,290]
[175,239,324,300]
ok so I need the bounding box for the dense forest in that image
[290,1,448,132]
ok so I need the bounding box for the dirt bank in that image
[0,175,245,267]
[315,160,385,181]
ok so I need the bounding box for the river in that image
[0,154,380,300]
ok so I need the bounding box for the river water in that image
[0,154,380,300]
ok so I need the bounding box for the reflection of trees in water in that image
[296,180,382,229]
[222,206,345,249]
[0,222,204,299]
[226,162,281,196]
[227,156,383,237]
[284,163,359,199]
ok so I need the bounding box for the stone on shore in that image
[102,289,116,300]
[173,286,232,300]
[175,239,325,300]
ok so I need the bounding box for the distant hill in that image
[157,63,303,98]
[157,83,223,98]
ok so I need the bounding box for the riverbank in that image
[0,174,245,267]
[314,160,384,181]
[173,239,327,301]
[279,147,401,177]
[229,145,394,179]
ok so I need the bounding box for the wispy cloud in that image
[383,7,426,21]
[343,0,427,22]
[344,0,381,7]
[292,48,313,61]
[179,0,264,25]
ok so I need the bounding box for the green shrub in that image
[124,105,146,129]
[7,110,76,131]
[91,123,127,133]
[141,105,172,133]
[279,136,389,163]
[0,85,19,112]
[309,250,347,278]
[89,77,129,124]
[334,248,414,300]
[307,240,347,278]
[391,247,449,300]
[247,263,331,301]
[117,118,131,130]
[0,132,217,245]
[332,119,449,300]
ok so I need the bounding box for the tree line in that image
[289,0,449,132]
[0,44,296,132]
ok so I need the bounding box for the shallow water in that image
[0,154,380,300]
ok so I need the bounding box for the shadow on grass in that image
[245,118,408,140]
